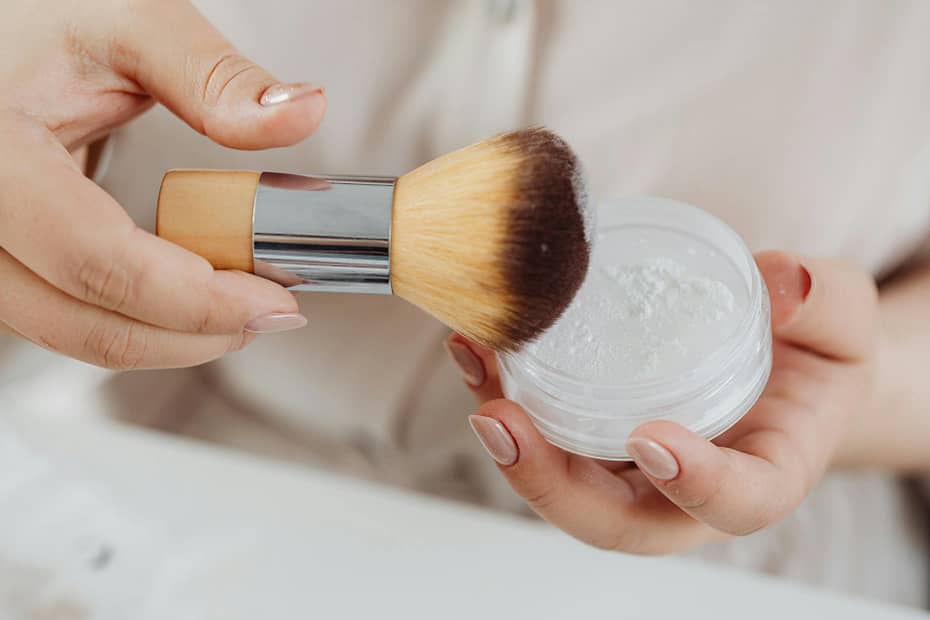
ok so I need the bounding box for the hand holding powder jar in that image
[498,197,772,460]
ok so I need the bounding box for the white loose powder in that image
[528,256,741,382]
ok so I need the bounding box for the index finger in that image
[474,400,710,554]
[0,118,298,334]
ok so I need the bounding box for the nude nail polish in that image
[244,313,308,334]
[627,438,679,480]
[446,340,486,387]
[260,83,324,106]
[797,262,813,301]
[469,415,518,466]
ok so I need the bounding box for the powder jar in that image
[497,197,773,460]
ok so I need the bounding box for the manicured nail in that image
[771,256,812,302]
[762,253,815,327]
[446,340,486,387]
[469,415,518,466]
[260,82,324,106]
[798,262,813,302]
[627,438,679,480]
[244,313,307,334]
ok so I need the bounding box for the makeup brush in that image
[156,127,591,351]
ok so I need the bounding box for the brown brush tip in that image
[391,126,592,352]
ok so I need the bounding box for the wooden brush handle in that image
[157,169,395,293]
[156,170,260,272]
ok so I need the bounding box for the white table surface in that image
[4,412,927,620]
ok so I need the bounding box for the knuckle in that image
[668,480,720,513]
[729,510,773,537]
[665,465,728,514]
[195,300,215,335]
[35,335,63,354]
[227,331,250,353]
[84,321,148,371]
[75,253,133,313]
[520,482,560,513]
[200,52,260,108]
[600,527,647,555]
[191,281,228,335]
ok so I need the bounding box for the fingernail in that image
[782,260,813,326]
[469,415,518,466]
[798,262,813,302]
[763,253,815,327]
[260,82,324,106]
[627,438,679,481]
[445,340,486,387]
[244,313,308,334]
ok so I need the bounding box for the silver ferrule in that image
[252,172,395,294]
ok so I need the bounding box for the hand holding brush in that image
[157,128,592,351]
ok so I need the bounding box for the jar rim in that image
[497,196,774,458]
[504,200,765,397]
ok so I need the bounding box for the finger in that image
[471,400,705,553]
[0,121,300,334]
[445,334,503,403]
[102,0,325,150]
[628,420,808,536]
[755,250,877,361]
[0,249,259,370]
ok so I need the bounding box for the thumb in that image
[756,250,878,362]
[108,0,325,150]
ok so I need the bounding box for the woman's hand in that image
[0,0,325,369]
[446,251,878,554]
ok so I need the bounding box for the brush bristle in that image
[391,127,591,351]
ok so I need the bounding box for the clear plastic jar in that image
[498,197,772,460]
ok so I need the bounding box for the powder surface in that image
[527,256,741,382]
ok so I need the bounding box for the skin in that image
[841,260,930,471]
[0,0,324,369]
[450,251,904,554]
